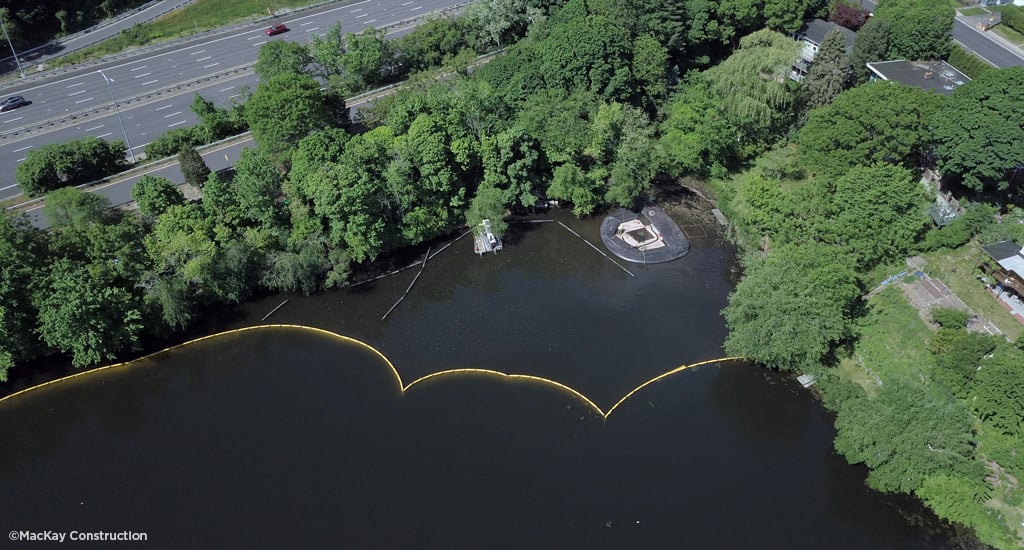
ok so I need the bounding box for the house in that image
[790,19,857,82]
[980,240,1024,300]
[865,60,971,95]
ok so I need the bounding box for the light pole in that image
[97,69,136,163]
[0,13,25,79]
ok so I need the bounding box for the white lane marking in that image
[351,7,363,11]
[13,144,33,152]
[305,27,320,32]
[140,79,159,86]
[247,35,259,40]
[3,116,23,123]
[74,97,94,104]
[84,124,104,131]
[168,120,187,127]
[68,90,88,96]
[195,56,212,62]
[96,132,113,138]
[356,13,367,18]
[402,1,412,4]
[67,82,85,88]
[218,86,235,92]
[410,6,422,10]
[134,142,151,150]
[0,183,19,190]
[318,33,325,37]
[163,111,182,118]
[203,63,220,68]
[155,104,174,111]
[300,21,315,26]
[16,158,26,162]
[190,50,206,55]
[253,40,267,46]
[130,65,148,71]
[364,19,376,25]
[133,72,152,78]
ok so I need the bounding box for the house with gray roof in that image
[790,19,857,82]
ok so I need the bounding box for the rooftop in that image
[865,60,971,95]
[795,19,856,51]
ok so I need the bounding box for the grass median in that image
[53,0,328,67]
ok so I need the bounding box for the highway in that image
[0,0,465,199]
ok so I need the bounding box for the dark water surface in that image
[0,211,971,548]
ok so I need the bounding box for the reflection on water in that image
[0,211,970,548]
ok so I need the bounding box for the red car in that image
[266,23,289,36]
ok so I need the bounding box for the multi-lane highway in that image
[0,0,466,199]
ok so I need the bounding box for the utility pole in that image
[97,69,136,163]
[0,13,25,78]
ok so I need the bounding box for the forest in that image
[3,0,1024,546]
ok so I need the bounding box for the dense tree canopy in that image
[723,243,861,371]
[798,82,944,177]
[932,67,1024,197]
[874,0,954,61]
[15,137,126,196]
[799,29,852,112]
[245,73,332,159]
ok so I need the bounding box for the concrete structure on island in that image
[600,206,689,264]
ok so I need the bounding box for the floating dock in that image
[474,219,503,255]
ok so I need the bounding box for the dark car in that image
[1,95,29,112]
[265,23,289,36]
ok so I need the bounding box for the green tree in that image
[232,148,284,228]
[144,126,206,159]
[971,346,1024,437]
[34,259,143,368]
[131,175,185,219]
[178,143,211,188]
[394,16,479,74]
[932,67,1024,196]
[537,13,634,101]
[723,243,861,371]
[43,187,110,228]
[191,94,246,140]
[704,29,801,146]
[821,163,930,268]
[254,40,313,80]
[875,0,954,61]
[631,33,670,107]
[16,137,126,196]
[659,81,738,177]
[848,17,889,84]
[480,126,543,210]
[0,215,47,380]
[763,0,813,33]
[833,381,980,494]
[337,28,397,91]
[245,73,330,159]
[800,29,852,112]
[798,82,944,178]
[546,162,603,216]
[467,0,545,48]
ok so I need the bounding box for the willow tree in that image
[704,29,801,149]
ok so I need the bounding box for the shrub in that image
[144,126,208,159]
[15,137,126,196]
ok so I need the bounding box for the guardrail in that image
[0,1,475,142]
[0,0,367,90]
[2,3,484,211]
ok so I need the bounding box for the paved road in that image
[0,0,463,199]
[0,1,196,79]
[953,17,1024,69]
[858,0,1023,68]
[13,88,390,229]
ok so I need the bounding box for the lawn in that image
[921,242,1024,341]
[53,0,330,66]
[837,286,935,393]
[960,7,988,16]
[993,24,1024,46]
